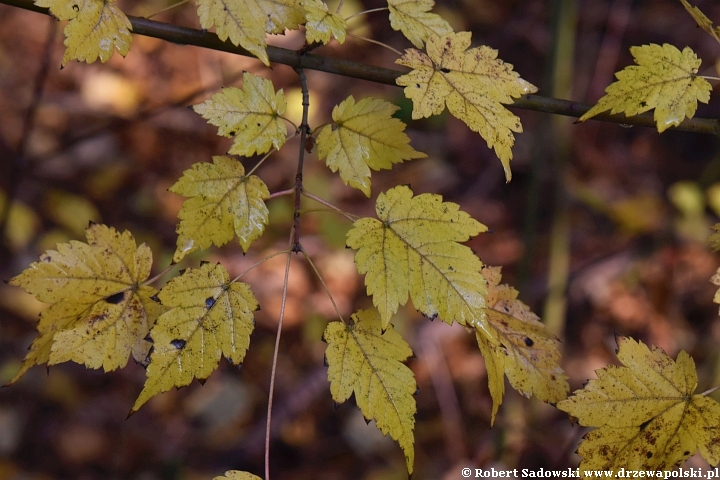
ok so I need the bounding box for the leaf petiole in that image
[344,7,388,22]
[142,263,176,286]
[346,33,402,56]
[230,249,291,284]
[301,190,358,221]
[299,245,346,324]
[142,0,191,19]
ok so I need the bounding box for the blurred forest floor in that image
[2,0,720,479]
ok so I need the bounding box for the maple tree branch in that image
[3,0,719,136]
[292,67,311,250]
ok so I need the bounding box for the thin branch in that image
[292,67,311,249]
[3,0,718,135]
[301,190,357,221]
[265,235,293,480]
[230,249,291,283]
[299,245,346,323]
[142,263,176,286]
[143,0,191,19]
[347,33,403,56]
[246,148,278,177]
[344,6,388,22]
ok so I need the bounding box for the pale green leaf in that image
[316,96,426,196]
[396,32,537,181]
[132,262,258,412]
[324,309,416,474]
[579,44,712,132]
[194,72,288,157]
[169,156,270,262]
[388,0,452,48]
[346,185,491,332]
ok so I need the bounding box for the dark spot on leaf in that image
[256,123,261,127]
[228,131,236,136]
[440,67,450,73]
[105,291,126,304]
[72,4,79,11]
[524,337,534,347]
[170,339,186,350]
[205,297,215,309]
[646,451,652,458]
[639,419,651,431]
[684,451,690,456]
[415,83,420,88]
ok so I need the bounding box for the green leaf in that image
[316,96,426,196]
[324,309,416,474]
[131,262,258,412]
[169,156,270,262]
[346,185,491,331]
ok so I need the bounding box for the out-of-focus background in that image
[2,0,720,478]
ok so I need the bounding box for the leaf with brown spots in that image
[557,336,720,476]
[395,31,537,181]
[476,267,568,424]
[131,262,258,413]
[7,224,162,384]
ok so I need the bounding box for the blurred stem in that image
[344,7,388,21]
[347,33,402,56]
[142,0,190,19]
[541,0,577,338]
[302,190,357,221]
[300,246,346,323]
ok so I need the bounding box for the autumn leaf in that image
[316,96,426,196]
[194,72,288,157]
[169,156,270,263]
[214,472,262,480]
[557,336,720,475]
[7,224,160,384]
[396,31,537,181]
[579,44,712,132]
[196,0,270,65]
[324,309,416,474]
[679,0,720,45]
[388,0,452,49]
[302,0,346,45]
[346,185,492,333]
[476,267,568,424]
[131,262,258,412]
[36,0,131,65]
[259,0,305,34]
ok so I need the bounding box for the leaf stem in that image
[142,0,191,19]
[265,233,294,480]
[299,245,346,323]
[699,75,720,82]
[267,187,296,200]
[302,190,358,221]
[344,6,388,22]
[281,116,299,132]
[701,385,720,396]
[142,263,176,286]
[246,149,277,177]
[230,249,291,284]
[346,33,403,56]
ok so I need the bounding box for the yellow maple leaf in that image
[316,96,427,196]
[476,267,568,424]
[346,185,492,333]
[679,0,720,44]
[196,0,270,65]
[579,44,712,133]
[388,0,452,49]
[709,223,720,252]
[169,156,270,263]
[396,31,537,181]
[194,72,288,157]
[302,0,346,44]
[36,0,132,66]
[214,472,262,480]
[557,336,720,475]
[7,224,160,384]
[131,262,258,412]
[259,0,305,34]
[324,309,417,474]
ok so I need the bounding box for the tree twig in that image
[2,0,719,135]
